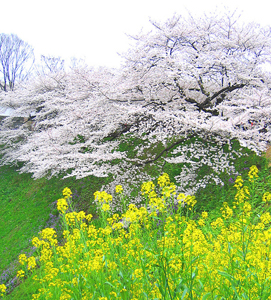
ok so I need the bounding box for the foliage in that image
[3,166,271,299]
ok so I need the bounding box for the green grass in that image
[0,164,113,296]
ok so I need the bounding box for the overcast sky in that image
[1,0,271,68]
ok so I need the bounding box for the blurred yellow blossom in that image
[202,211,208,219]
[161,183,176,198]
[0,284,6,296]
[248,165,259,182]
[141,181,155,195]
[57,198,68,214]
[102,203,111,212]
[263,192,271,203]
[62,187,72,198]
[86,213,93,221]
[157,173,171,188]
[17,270,25,278]
[234,176,243,188]
[115,185,123,193]
[94,191,112,204]
[260,212,271,224]
[19,253,27,265]
[221,202,233,219]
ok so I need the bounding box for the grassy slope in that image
[0,164,112,296]
[1,136,270,299]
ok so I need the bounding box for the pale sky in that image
[1,0,271,68]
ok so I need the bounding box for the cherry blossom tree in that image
[0,11,271,202]
[36,55,65,76]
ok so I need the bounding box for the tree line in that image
[0,33,74,92]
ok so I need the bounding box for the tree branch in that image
[199,83,246,109]
[136,133,197,166]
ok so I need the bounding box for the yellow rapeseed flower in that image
[202,211,208,219]
[60,293,72,300]
[161,183,176,198]
[0,284,6,296]
[243,202,252,215]
[263,192,271,203]
[112,222,124,230]
[102,203,111,212]
[133,268,144,279]
[57,198,68,214]
[62,187,72,198]
[221,202,233,219]
[141,181,155,195]
[27,256,37,270]
[65,212,76,225]
[40,228,57,240]
[94,191,113,204]
[32,237,42,248]
[16,168,271,299]
[86,213,93,221]
[115,185,123,193]
[211,217,224,229]
[32,293,41,299]
[110,291,117,297]
[248,165,259,182]
[19,253,27,265]
[198,218,205,226]
[17,270,25,278]
[157,173,171,188]
[185,195,197,209]
[76,211,86,221]
[260,212,271,225]
[234,184,250,204]
[177,193,186,206]
[234,176,243,188]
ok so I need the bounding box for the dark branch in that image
[199,83,246,109]
[136,133,197,166]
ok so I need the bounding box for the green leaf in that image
[105,281,115,288]
[118,271,123,278]
[155,282,166,297]
[202,292,212,300]
[181,288,189,299]
[217,271,239,296]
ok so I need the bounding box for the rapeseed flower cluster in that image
[248,164,259,182]
[115,185,123,194]
[13,166,271,299]
[263,191,271,203]
[141,180,155,195]
[158,173,177,200]
[220,202,233,219]
[157,172,171,187]
[0,284,6,297]
[177,193,197,210]
[56,198,68,214]
[94,190,113,212]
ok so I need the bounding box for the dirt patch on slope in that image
[264,145,271,167]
